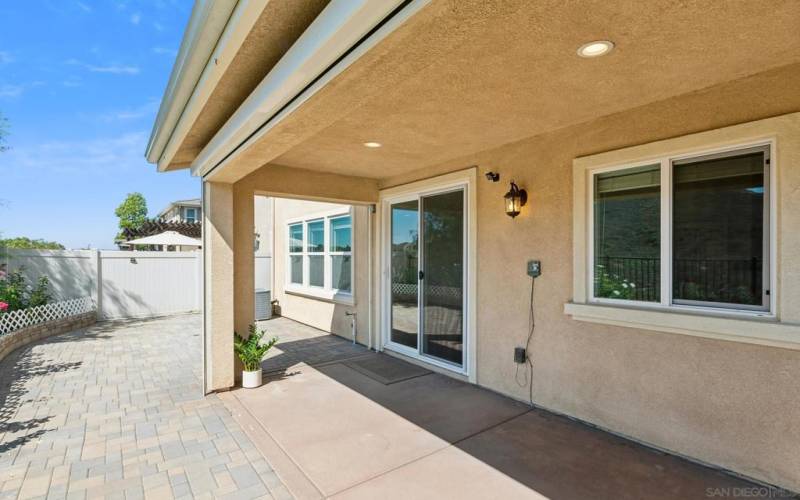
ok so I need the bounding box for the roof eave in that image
[145,0,238,167]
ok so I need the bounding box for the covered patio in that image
[220,317,769,499]
[147,0,800,493]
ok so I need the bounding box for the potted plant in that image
[234,325,278,389]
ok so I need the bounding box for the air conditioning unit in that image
[255,289,272,320]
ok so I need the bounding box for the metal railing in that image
[595,256,762,304]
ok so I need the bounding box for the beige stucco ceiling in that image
[166,0,329,169]
[202,0,800,182]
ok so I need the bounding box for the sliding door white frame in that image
[378,168,477,382]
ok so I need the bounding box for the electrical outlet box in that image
[514,347,527,364]
[527,260,541,278]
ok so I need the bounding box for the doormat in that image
[345,354,431,385]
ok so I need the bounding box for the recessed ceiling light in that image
[577,40,614,58]
[363,142,382,148]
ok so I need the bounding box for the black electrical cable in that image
[514,276,537,406]
[525,277,536,406]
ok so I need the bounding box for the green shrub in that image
[594,266,636,300]
[0,267,52,313]
[234,325,278,372]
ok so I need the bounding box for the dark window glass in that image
[672,150,766,307]
[422,190,464,366]
[594,165,661,302]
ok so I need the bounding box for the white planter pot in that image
[242,369,262,389]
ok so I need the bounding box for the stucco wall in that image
[221,66,800,490]
[378,77,800,488]
[272,198,370,343]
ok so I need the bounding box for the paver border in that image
[0,311,96,363]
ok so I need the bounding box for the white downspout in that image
[367,204,374,350]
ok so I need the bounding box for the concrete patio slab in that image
[330,445,542,500]
[228,317,794,500]
[232,363,451,496]
[258,318,367,374]
[455,409,761,500]
[316,361,530,444]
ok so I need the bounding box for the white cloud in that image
[65,58,140,75]
[152,46,177,57]
[97,101,159,122]
[0,131,149,176]
[86,64,140,75]
[130,12,141,25]
[0,51,14,64]
[75,1,92,13]
[63,76,82,88]
[152,21,165,32]
[0,84,23,98]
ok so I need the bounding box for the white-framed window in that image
[589,142,771,313]
[185,207,197,223]
[286,211,353,300]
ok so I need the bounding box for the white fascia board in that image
[155,0,271,172]
[192,0,427,179]
[146,0,237,165]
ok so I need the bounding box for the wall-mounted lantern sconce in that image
[485,171,500,182]
[504,181,527,218]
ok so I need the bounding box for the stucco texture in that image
[384,87,800,490]
[221,66,800,490]
[191,6,800,490]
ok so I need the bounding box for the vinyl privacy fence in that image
[3,249,202,320]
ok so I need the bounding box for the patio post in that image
[202,180,235,393]
[233,183,255,364]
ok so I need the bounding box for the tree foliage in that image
[115,192,148,237]
[0,237,65,250]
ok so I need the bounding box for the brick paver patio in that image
[0,314,290,500]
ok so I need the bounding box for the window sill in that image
[285,286,355,305]
[563,302,800,351]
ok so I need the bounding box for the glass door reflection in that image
[421,190,464,366]
[390,200,419,349]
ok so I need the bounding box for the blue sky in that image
[0,0,198,249]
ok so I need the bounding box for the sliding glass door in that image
[389,189,465,368]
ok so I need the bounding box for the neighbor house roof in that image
[157,198,201,219]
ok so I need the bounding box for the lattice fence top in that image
[0,296,95,335]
